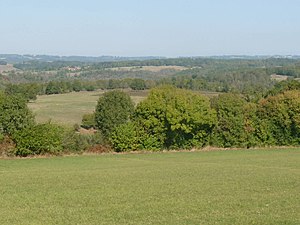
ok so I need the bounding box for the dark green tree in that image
[129,79,146,90]
[45,81,61,94]
[211,93,248,147]
[95,90,134,137]
[0,93,34,136]
[5,83,41,101]
[257,90,300,145]
[72,80,82,92]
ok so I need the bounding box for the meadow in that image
[27,90,218,126]
[28,90,148,125]
[0,149,299,225]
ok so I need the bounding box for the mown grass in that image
[0,149,299,224]
[28,90,148,125]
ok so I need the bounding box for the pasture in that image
[28,89,218,126]
[0,149,299,224]
[28,90,148,125]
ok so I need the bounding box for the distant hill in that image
[1,54,300,64]
[0,54,165,64]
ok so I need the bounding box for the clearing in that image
[108,65,187,72]
[28,89,218,126]
[28,90,148,125]
[0,64,16,73]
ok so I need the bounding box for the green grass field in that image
[28,90,219,126]
[0,149,299,224]
[28,90,148,125]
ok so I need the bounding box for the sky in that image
[0,0,300,57]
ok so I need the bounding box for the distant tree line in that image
[3,57,300,100]
[13,57,300,71]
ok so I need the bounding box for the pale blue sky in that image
[0,0,299,56]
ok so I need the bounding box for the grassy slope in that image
[0,149,299,225]
[28,90,218,126]
[28,90,148,125]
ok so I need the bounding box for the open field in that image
[0,64,16,73]
[108,65,188,72]
[270,74,289,81]
[28,90,148,125]
[0,149,299,224]
[28,90,219,126]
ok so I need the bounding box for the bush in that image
[62,130,105,153]
[81,113,96,129]
[95,90,134,137]
[13,123,64,156]
[110,122,139,152]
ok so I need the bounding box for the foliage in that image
[211,94,248,147]
[5,83,41,101]
[95,90,134,137]
[81,113,96,129]
[266,79,300,96]
[62,129,105,153]
[257,90,300,145]
[72,80,82,92]
[129,78,146,90]
[13,123,65,156]
[110,122,139,152]
[0,135,15,157]
[7,57,300,96]
[0,93,34,136]
[134,86,216,149]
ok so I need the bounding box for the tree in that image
[211,93,248,147]
[72,80,82,92]
[257,90,300,145]
[45,81,61,94]
[267,80,300,96]
[0,93,34,136]
[95,90,134,137]
[130,79,146,90]
[134,86,216,149]
[5,83,41,101]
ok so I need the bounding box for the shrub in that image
[110,122,139,152]
[62,130,105,153]
[81,113,96,129]
[13,123,64,156]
